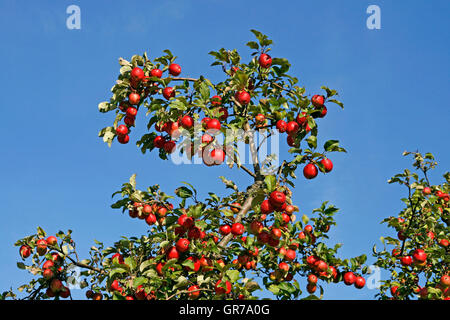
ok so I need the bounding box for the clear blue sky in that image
[0,0,449,300]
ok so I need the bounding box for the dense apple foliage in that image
[373,151,449,300]
[5,30,373,300]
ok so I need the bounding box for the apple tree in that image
[5,30,369,300]
[373,151,449,300]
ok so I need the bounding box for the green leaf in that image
[133,277,148,288]
[226,270,240,283]
[264,175,277,192]
[306,135,317,149]
[175,186,193,199]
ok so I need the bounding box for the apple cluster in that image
[19,236,71,299]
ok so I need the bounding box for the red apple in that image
[276,120,287,133]
[131,67,145,81]
[169,63,181,76]
[320,158,333,173]
[303,163,318,179]
[311,95,325,107]
[181,115,194,129]
[19,245,31,259]
[354,276,365,289]
[128,92,140,105]
[150,69,162,78]
[269,191,286,208]
[162,87,175,100]
[231,223,245,235]
[343,272,356,285]
[258,53,272,68]
[236,90,251,105]
[219,224,231,235]
[166,246,179,260]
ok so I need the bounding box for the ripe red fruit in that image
[281,213,291,224]
[117,134,130,144]
[19,245,31,259]
[43,268,54,280]
[397,231,406,241]
[181,115,194,129]
[306,283,317,294]
[36,239,47,255]
[231,223,245,235]
[269,191,286,208]
[286,135,298,147]
[110,279,121,292]
[250,220,263,234]
[439,239,449,247]
[153,136,165,149]
[116,125,129,136]
[201,133,214,145]
[276,120,287,133]
[42,260,54,270]
[219,224,231,235]
[128,92,140,105]
[260,199,274,214]
[163,140,176,154]
[188,285,200,299]
[169,63,181,76]
[258,53,272,68]
[178,214,194,229]
[317,106,327,118]
[422,187,431,195]
[176,238,190,253]
[307,274,318,284]
[400,256,413,266]
[50,279,63,292]
[413,249,427,263]
[145,213,157,225]
[166,246,179,260]
[135,285,147,300]
[187,226,201,239]
[257,231,270,243]
[286,121,299,136]
[123,116,135,127]
[296,112,308,125]
[315,260,328,272]
[211,149,226,165]
[343,272,356,285]
[279,262,290,272]
[131,67,145,81]
[236,90,251,105]
[271,228,282,239]
[215,280,232,295]
[311,95,325,107]
[206,118,221,131]
[255,113,265,123]
[440,275,450,287]
[211,95,222,106]
[285,249,296,261]
[354,276,366,289]
[303,163,318,179]
[125,108,138,120]
[150,69,163,78]
[46,287,56,298]
[162,87,175,100]
[320,158,333,173]
[304,225,313,234]
[58,286,70,299]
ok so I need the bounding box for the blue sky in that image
[0,0,449,300]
